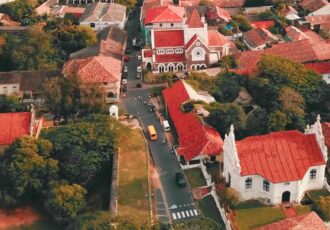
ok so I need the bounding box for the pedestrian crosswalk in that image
[171,209,199,220]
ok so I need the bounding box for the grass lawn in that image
[308,189,330,203]
[117,126,150,227]
[198,195,226,229]
[295,205,312,215]
[235,206,286,230]
[184,168,207,188]
[206,163,222,184]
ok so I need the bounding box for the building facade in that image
[223,116,327,204]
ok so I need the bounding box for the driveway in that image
[121,7,199,224]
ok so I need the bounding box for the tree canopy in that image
[44,181,86,225]
[42,115,116,186]
[0,136,58,207]
[0,95,26,112]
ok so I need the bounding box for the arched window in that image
[310,169,317,180]
[245,178,252,189]
[263,180,270,192]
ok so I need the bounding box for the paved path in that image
[121,8,199,224]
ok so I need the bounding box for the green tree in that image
[213,73,244,102]
[269,110,288,131]
[219,55,236,69]
[206,103,246,139]
[74,212,138,230]
[42,115,116,186]
[278,86,304,116]
[316,196,330,221]
[44,181,86,225]
[0,95,25,112]
[0,136,58,207]
[41,75,106,120]
[0,0,36,23]
[245,108,269,136]
[230,15,252,32]
[115,0,137,9]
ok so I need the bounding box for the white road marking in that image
[185,210,190,217]
[190,210,194,216]
[181,211,186,218]
[177,212,181,219]
[193,209,198,215]
[172,213,177,220]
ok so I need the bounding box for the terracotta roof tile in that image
[300,0,329,12]
[286,26,309,41]
[236,130,325,183]
[250,20,275,29]
[63,56,121,83]
[153,30,184,47]
[304,61,330,74]
[306,15,330,31]
[144,5,185,24]
[256,212,328,230]
[187,9,203,28]
[206,6,231,22]
[322,122,330,148]
[208,30,232,47]
[185,34,198,49]
[0,112,31,145]
[163,80,223,161]
[143,49,153,58]
[243,28,278,48]
[214,0,244,8]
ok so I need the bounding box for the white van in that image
[162,120,170,132]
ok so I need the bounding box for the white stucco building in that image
[223,116,328,204]
[79,2,127,31]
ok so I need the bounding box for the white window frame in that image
[166,49,174,54]
[157,49,165,55]
[175,48,183,54]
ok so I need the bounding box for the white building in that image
[223,116,328,204]
[79,2,127,31]
[0,0,14,5]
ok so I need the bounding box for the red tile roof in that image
[304,61,330,74]
[256,212,328,230]
[143,49,153,58]
[306,15,330,31]
[63,56,121,83]
[300,0,329,12]
[153,30,184,47]
[286,26,309,41]
[322,122,330,148]
[163,80,223,161]
[155,53,186,63]
[208,30,231,47]
[251,20,274,29]
[236,39,330,70]
[207,6,231,22]
[243,28,277,48]
[0,112,31,145]
[214,0,244,8]
[179,0,201,7]
[144,5,185,24]
[236,130,325,183]
[187,9,203,28]
[185,34,198,49]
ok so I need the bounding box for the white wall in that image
[322,73,330,84]
[183,26,208,45]
[0,83,20,95]
[81,20,125,31]
[0,0,14,5]
[243,39,266,50]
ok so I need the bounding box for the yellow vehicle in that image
[147,125,157,141]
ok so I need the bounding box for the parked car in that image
[122,79,127,84]
[132,37,137,47]
[123,65,128,73]
[122,84,127,92]
[125,48,131,54]
[137,66,142,73]
[124,55,129,62]
[175,172,186,188]
[136,83,142,88]
[138,54,142,61]
[136,72,141,79]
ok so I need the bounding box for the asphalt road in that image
[122,7,199,224]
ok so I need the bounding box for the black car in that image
[175,172,186,188]
[122,84,127,92]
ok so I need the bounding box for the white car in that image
[123,65,128,73]
[122,79,127,84]
[138,55,142,61]
[137,66,142,73]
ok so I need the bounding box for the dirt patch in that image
[0,207,40,229]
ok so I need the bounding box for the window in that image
[3,87,7,94]
[159,23,162,27]
[245,178,252,189]
[157,49,165,55]
[90,23,95,28]
[12,86,17,92]
[103,82,108,85]
[171,23,174,27]
[310,169,317,180]
[175,48,183,54]
[166,49,174,54]
[284,182,290,185]
[263,180,270,192]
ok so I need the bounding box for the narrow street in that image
[121,7,200,224]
